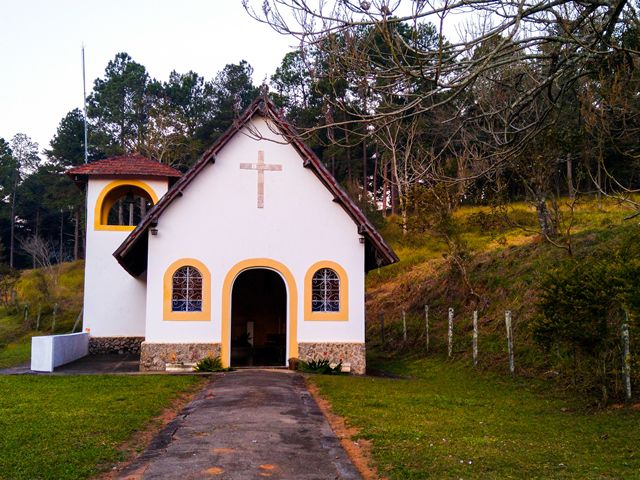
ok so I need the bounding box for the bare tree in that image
[20,235,53,270]
[245,0,640,225]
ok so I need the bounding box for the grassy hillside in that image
[365,198,639,401]
[0,261,84,368]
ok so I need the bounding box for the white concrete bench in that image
[31,332,89,372]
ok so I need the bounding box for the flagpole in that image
[82,44,88,164]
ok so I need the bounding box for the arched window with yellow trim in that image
[171,266,203,312]
[94,180,159,231]
[311,268,340,312]
[304,261,348,321]
[163,259,211,321]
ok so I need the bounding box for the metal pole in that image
[82,44,88,164]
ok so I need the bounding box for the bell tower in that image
[66,154,181,352]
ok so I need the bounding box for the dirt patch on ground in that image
[306,380,384,480]
[94,377,208,479]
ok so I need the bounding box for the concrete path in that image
[119,369,361,480]
[0,354,141,375]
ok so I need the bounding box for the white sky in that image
[0,0,294,153]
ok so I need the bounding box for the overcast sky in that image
[0,1,294,153]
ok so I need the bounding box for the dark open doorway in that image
[230,268,287,367]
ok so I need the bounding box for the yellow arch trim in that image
[221,258,298,368]
[163,258,211,321]
[94,180,159,231]
[304,261,349,321]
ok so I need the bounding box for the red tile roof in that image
[66,154,181,181]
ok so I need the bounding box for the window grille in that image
[172,266,203,312]
[311,268,340,312]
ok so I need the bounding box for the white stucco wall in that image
[84,177,168,337]
[145,116,365,359]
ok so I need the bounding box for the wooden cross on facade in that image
[240,150,282,208]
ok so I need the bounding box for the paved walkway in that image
[0,354,141,375]
[119,369,361,480]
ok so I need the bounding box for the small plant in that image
[193,356,225,372]
[298,358,342,375]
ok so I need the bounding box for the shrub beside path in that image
[117,369,361,480]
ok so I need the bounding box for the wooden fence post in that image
[622,319,632,401]
[72,310,83,333]
[23,304,29,326]
[505,310,514,375]
[402,310,407,342]
[52,303,58,334]
[473,310,478,366]
[425,305,429,352]
[448,307,454,358]
[36,305,41,331]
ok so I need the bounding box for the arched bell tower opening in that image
[102,185,153,226]
[94,180,159,231]
[230,268,287,366]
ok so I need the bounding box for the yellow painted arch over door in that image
[221,258,298,368]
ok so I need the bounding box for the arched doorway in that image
[230,269,287,366]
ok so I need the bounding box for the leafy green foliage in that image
[193,356,226,372]
[298,358,342,374]
[531,228,640,400]
[88,52,154,152]
[534,258,639,353]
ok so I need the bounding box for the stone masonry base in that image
[140,342,221,371]
[298,342,366,375]
[89,337,144,355]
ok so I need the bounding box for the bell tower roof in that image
[66,154,181,185]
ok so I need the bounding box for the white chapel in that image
[67,94,398,374]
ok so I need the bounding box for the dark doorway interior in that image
[231,269,286,366]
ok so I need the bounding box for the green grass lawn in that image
[311,356,640,479]
[0,375,204,480]
[0,336,30,369]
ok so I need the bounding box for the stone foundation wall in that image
[140,342,221,371]
[298,342,366,375]
[89,337,144,355]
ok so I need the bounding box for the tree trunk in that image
[345,127,352,183]
[59,210,64,263]
[382,173,388,217]
[9,192,16,269]
[362,139,367,203]
[80,207,86,260]
[566,154,575,200]
[373,151,378,210]
[536,197,556,238]
[73,208,79,261]
[596,160,602,209]
[33,209,40,268]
